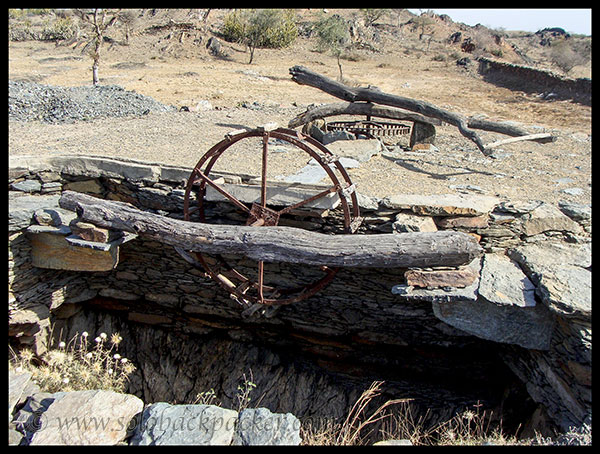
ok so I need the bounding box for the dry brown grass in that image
[9,329,136,393]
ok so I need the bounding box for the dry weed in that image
[9,329,136,393]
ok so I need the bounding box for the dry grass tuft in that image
[9,329,136,393]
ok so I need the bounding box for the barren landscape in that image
[9,8,591,205]
[8,9,593,446]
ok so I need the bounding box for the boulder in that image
[131,403,238,445]
[409,121,436,147]
[519,203,584,236]
[478,253,536,307]
[392,212,438,233]
[231,408,302,446]
[26,390,143,445]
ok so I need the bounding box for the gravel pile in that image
[8,81,176,124]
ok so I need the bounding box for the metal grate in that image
[326,120,411,138]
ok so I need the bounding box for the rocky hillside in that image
[8,8,591,79]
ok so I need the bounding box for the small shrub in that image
[193,388,221,407]
[41,16,77,41]
[314,13,351,80]
[360,9,387,27]
[220,9,297,63]
[236,370,258,412]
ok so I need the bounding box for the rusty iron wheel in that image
[176,127,361,309]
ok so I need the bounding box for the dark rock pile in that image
[8,81,176,124]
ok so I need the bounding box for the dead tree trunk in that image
[288,65,554,154]
[59,191,482,269]
[287,102,442,129]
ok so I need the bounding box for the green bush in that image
[221,9,297,49]
[41,16,77,41]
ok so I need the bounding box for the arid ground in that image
[9,9,591,205]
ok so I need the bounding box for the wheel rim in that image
[177,127,361,307]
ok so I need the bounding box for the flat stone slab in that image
[478,253,536,307]
[205,181,340,210]
[392,258,482,303]
[26,227,120,271]
[558,201,591,221]
[279,157,360,185]
[11,179,42,193]
[508,242,591,320]
[382,193,500,217]
[131,403,238,445]
[325,138,382,163]
[508,242,591,271]
[432,294,555,350]
[9,370,35,423]
[404,265,478,289]
[281,165,328,185]
[436,214,489,230]
[33,207,78,227]
[9,193,61,232]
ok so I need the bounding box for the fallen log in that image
[287,101,442,129]
[289,65,554,155]
[290,65,487,153]
[59,191,482,268]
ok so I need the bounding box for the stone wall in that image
[477,57,591,106]
[9,153,591,438]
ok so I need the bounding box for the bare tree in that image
[117,9,137,44]
[74,8,120,85]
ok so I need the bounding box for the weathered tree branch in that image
[59,191,482,269]
[290,65,487,153]
[287,102,442,129]
[289,65,554,154]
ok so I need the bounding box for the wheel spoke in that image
[192,169,251,214]
[257,260,265,303]
[277,185,338,215]
[260,133,269,208]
